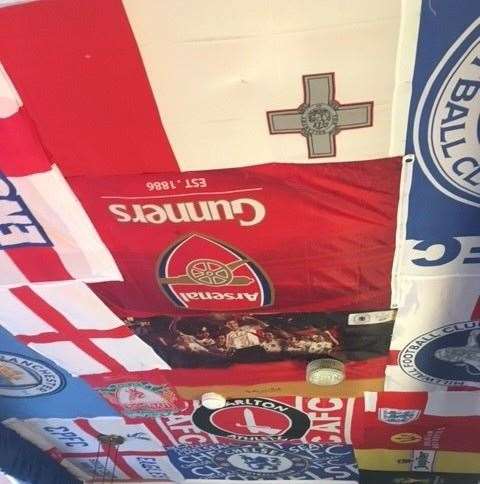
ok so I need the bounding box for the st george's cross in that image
[267,73,373,158]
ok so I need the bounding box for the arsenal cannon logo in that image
[157,234,273,311]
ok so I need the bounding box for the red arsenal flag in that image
[69,157,401,316]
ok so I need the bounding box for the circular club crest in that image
[301,103,338,135]
[192,398,310,441]
[213,446,308,477]
[413,19,480,206]
[399,321,480,387]
[0,352,65,398]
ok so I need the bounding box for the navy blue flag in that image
[168,442,359,481]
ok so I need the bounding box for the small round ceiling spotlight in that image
[201,392,227,409]
[307,358,345,386]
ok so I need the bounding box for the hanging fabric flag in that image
[0,326,116,420]
[0,282,170,377]
[386,277,480,391]
[71,158,402,316]
[64,453,179,482]
[355,448,480,476]
[361,391,480,453]
[355,392,480,475]
[86,370,183,419]
[155,396,362,446]
[167,442,359,482]
[5,416,180,482]
[0,0,419,175]
[4,417,167,455]
[120,309,394,398]
[0,64,121,288]
[388,0,480,392]
[11,397,360,450]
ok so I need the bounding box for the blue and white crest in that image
[213,448,307,477]
[413,19,480,207]
[168,442,358,481]
[399,320,480,386]
[378,408,421,425]
[0,352,65,398]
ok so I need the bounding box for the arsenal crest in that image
[157,234,273,310]
[192,397,310,442]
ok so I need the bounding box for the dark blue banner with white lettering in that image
[168,442,358,481]
[0,327,116,419]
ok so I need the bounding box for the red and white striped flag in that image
[0,282,169,376]
[4,416,181,481]
[0,64,121,287]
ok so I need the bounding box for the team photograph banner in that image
[71,158,402,316]
[125,310,394,370]
[124,309,393,397]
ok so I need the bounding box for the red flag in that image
[69,157,402,316]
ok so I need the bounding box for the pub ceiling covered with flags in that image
[0,0,478,483]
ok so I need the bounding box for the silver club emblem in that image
[267,73,373,158]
